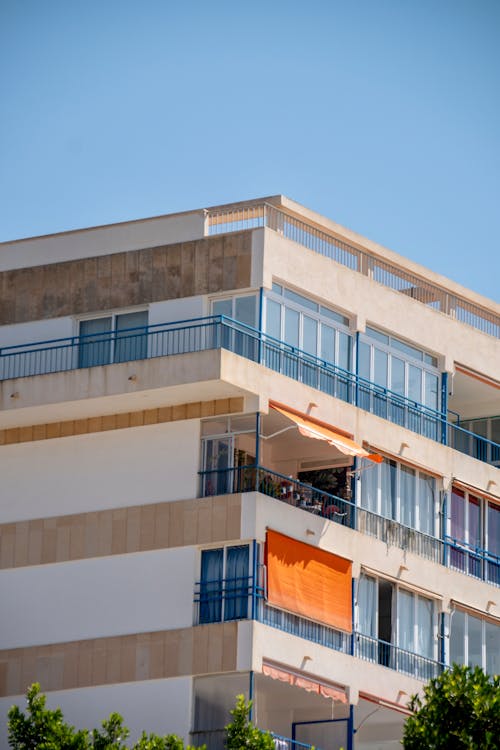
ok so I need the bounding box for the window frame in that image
[198,543,252,624]
[264,284,352,370]
[76,307,149,368]
[359,456,439,535]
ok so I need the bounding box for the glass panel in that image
[224,545,249,621]
[408,365,422,403]
[79,317,112,368]
[212,299,232,317]
[374,349,388,387]
[399,465,416,528]
[115,311,148,363]
[485,620,500,676]
[358,341,371,379]
[200,548,223,624]
[320,305,349,326]
[416,596,434,659]
[265,299,281,339]
[284,307,300,348]
[271,282,282,294]
[302,316,318,355]
[357,575,377,637]
[467,614,483,668]
[234,296,256,327]
[203,437,233,495]
[487,502,500,585]
[424,352,438,367]
[365,327,389,345]
[360,463,379,513]
[450,609,465,666]
[391,337,423,361]
[398,589,414,652]
[338,331,351,371]
[468,496,482,577]
[450,489,466,572]
[425,373,439,410]
[380,459,396,519]
[320,324,335,363]
[284,288,318,311]
[417,473,435,535]
[391,357,405,395]
[491,418,500,444]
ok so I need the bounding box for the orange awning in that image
[265,529,352,633]
[269,401,382,463]
[262,661,347,704]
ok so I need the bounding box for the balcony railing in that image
[445,535,500,586]
[193,574,443,682]
[198,464,498,587]
[2,314,499,467]
[189,729,316,750]
[354,632,443,682]
[207,202,500,340]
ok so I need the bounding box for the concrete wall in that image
[0,677,193,750]
[0,210,206,270]
[0,419,200,522]
[0,547,196,648]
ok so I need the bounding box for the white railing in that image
[207,203,499,339]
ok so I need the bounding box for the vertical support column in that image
[441,372,449,445]
[442,489,449,568]
[354,331,360,408]
[347,705,355,750]
[249,670,255,721]
[439,612,446,668]
[251,539,258,621]
[258,287,264,365]
[255,412,261,493]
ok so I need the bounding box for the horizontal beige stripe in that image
[0,623,238,698]
[0,494,242,570]
[0,397,244,446]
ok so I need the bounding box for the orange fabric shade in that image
[265,529,352,633]
[269,401,382,463]
[262,662,347,703]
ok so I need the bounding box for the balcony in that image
[2,315,499,467]
[198,464,500,587]
[193,573,444,683]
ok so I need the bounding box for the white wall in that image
[149,296,206,327]
[0,420,200,522]
[0,547,196,648]
[0,677,193,750]
[0,211,206,271]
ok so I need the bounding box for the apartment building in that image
[0,196,499,750]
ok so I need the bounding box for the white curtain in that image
[357,575,377,636]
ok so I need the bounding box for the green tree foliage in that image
[224,695,275,750]
[403,664,500,749]
[7,684,204,750]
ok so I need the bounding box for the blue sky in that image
[1,0,499,301]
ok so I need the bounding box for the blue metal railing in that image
[192,573,443,682]
[198,464,499,587]
[2,314,499,466]
[444,535,500,585]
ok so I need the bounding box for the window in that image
[450,609,500,675]
[211,294,258,360]
[358,327,439,437]
[449,487,500,584]
[356,574,437,677]
[199,545,250,624]
[200,415,257,496]
[457,416,500,465]
[264,284,353,397]
[360,457,437,536]
[78,310,148,368]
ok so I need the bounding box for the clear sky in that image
[1,0,499,301]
